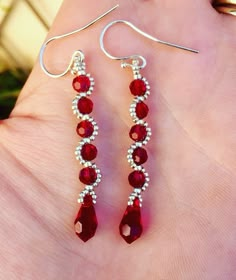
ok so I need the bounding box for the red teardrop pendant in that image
[74,195,98,242]
[119,198,143,244]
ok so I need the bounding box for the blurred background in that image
[0,0,63,119]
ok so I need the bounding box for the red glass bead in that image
[132,147,148,165]
[73,75,91,92]
[136,102,149,119]
[74,194,98,242]
[81,144,97,161]
[76,121,94,138]
[119,198,143,244]
[77,97,93,114]
[83,194,93,206]
[128,171,145,188]
[79,167,97,185]
[129,79,146,96]
[129,125,147,142]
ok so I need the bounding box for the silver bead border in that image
[71,70,100,205]
[72,74,95,119]
[127,74,151,207]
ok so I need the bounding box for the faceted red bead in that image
[129,125,147,142]
[129,79,146,96]
[76,121,94,138]
[73,75,91,92]
[119,198,143,244]
[74,194,98,242]
[83,194,93,206]
[81,143,97,161]
[77,97,93,114]
[133,197,140,208]
[132,147,148,165]
[128,170,145,188]
[136,102,149,119]
[79,167,97,185]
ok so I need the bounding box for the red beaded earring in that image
[39,5,118,242]
[100,20,198,244]
[119,63,151,244]
[71,51,101,242]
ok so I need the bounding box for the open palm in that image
[0,1,236,279]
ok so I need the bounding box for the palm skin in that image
[0,0,236,279]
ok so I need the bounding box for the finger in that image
[11,0,120,120]
[212,0,236,32]
[11,0,220,120]
[121,0,218,44]
[215,5,236,16]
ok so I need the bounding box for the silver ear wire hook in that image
[39,4,119,78]
[100,20,199,69]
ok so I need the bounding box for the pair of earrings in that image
[40,5,198,244]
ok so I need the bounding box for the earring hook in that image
[40,4,119,78]
[100,20,199,69]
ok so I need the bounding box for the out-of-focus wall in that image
[0,0,63,72]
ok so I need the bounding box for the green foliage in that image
[0,69,29,119]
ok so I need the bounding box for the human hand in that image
[0,0,236,279]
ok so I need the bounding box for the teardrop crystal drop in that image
[74,195,98,242]
[119,198,143,244]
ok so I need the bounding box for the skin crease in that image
[0,0,236,279]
